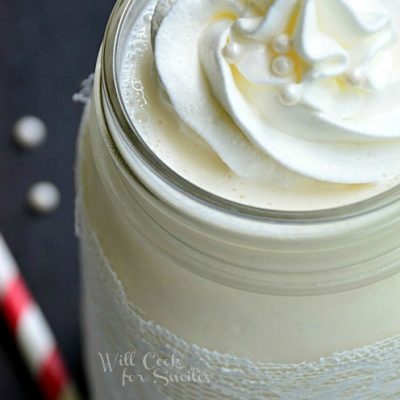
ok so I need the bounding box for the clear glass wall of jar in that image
[77,0,400,398]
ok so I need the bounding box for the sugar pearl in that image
[345,69,365,87]
[272,56,294,77]
[278,84,302,106]
[222,42,243,64]
[28,182,60,214]
[143,14,153,24]
[14,116,47,149]
[272,34,291,54]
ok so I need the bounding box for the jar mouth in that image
[101,0,400,225]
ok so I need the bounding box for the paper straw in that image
[0,233,82,400]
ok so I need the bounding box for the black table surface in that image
[0,1,115,398]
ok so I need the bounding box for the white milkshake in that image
[78,0,400,398]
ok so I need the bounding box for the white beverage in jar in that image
[78,0,400,398]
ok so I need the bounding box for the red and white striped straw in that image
[0,233,81,400]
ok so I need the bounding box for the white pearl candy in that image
[272,56,294,77]
[143,13,153,24]
[222,42,243,64]
[272,34,291,54]
[28,182,60,214]
[345,69,365,87]
[278,84,302,106]
[14,116,47,149]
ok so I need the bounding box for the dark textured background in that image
[0,0,115,398]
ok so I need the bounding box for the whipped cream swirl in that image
[152,0,400,184]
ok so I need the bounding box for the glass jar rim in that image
[101,0,400,225]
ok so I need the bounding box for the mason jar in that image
[77,0,400,398]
